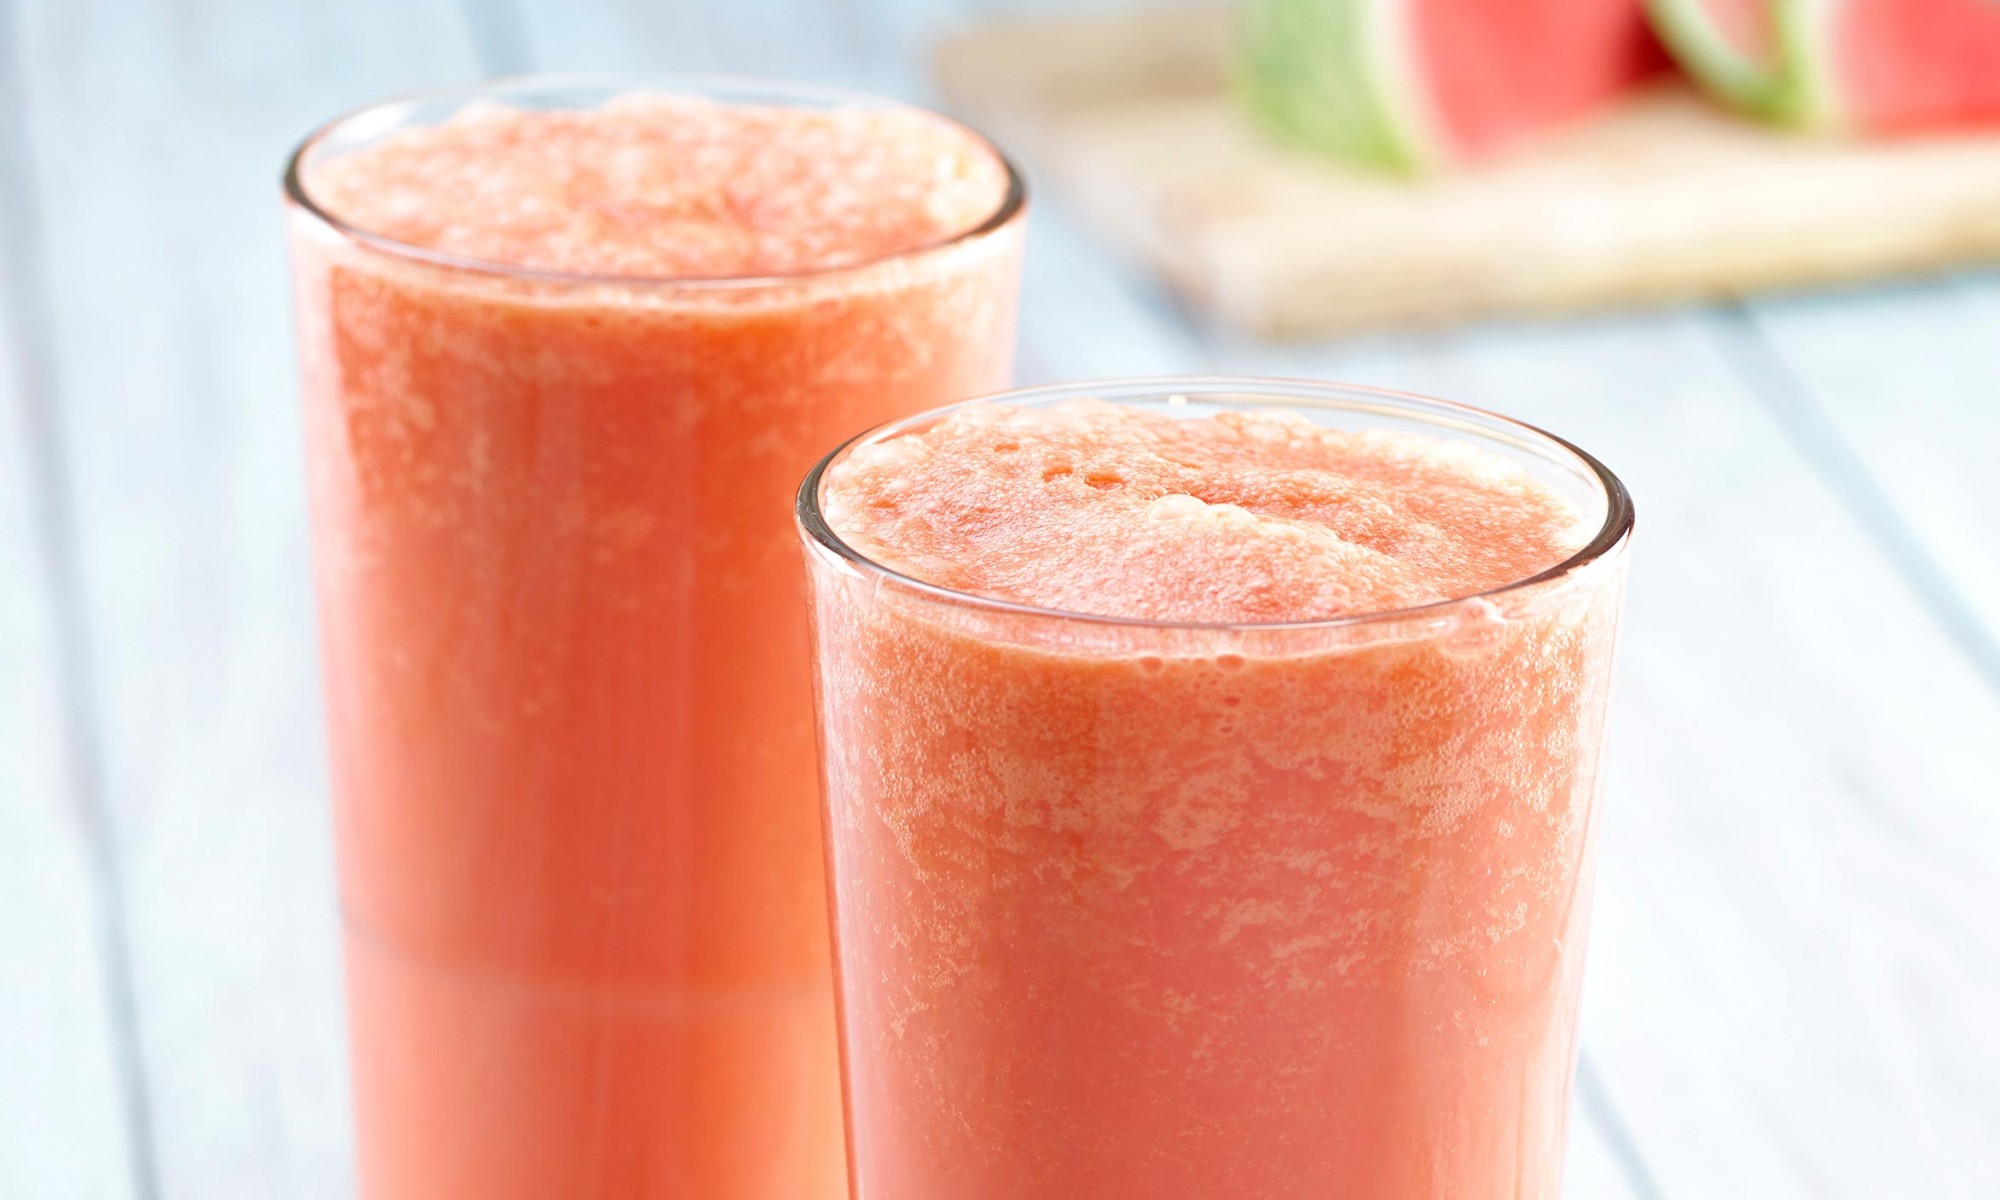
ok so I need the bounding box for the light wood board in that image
[935,4,2000,337]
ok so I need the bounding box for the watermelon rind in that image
[1238,0,1442,173]
[1772,0,1841,129]
[1646,0,1843,128]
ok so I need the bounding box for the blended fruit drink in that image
[284,80,1022,1200]
[801,381,1632,1200]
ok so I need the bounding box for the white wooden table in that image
[3,1,1997,1196]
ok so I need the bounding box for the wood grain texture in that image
[513,0,865,84]
[0,20,142,1190]
[1730,279,2000,668]
[935,5,2000,338]
[0,312,140,1200]
[3,0,1995,1196]
[8,0,485,1193]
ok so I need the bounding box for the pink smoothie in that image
[289,87,1021,1200]
[305,92,1010,277]
[805,395,1629,1200]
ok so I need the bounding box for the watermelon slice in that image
[1240,0,1667,171]
[1649,0,2000,133]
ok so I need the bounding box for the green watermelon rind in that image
[1238,0,1442,173]
[1774,0,1842,130]
[1646,0,1843,129]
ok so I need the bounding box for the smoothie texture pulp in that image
[287,83,1022,1200]
[804,389,1631,1200]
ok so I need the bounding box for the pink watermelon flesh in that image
[1241,0,1667,170]
[1685,0,1775,58]
[1841,0,2000,133]
[1680,0,2000,131]
[1419,0,1671,158]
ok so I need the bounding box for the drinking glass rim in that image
[797,376,1636,633]
[281,71,1029,289]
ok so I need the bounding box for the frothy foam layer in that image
[822,399,1591,624]
[303,93,1009,278]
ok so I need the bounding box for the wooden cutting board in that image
[934,5,2000,338]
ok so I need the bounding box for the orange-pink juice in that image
[284,83,1022,1200]
[803,388,1631,1200]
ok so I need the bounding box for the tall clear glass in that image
[283,76,1025,1200]
[799,378,1632,1200]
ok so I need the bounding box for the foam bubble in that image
[824,401,1589,624]
[306,93,1009,279]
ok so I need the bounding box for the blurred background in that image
[3,0,1998,1197]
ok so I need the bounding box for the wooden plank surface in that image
[512,0,901,88]
[7,0,485,1193]
[0,16,143,1191]
[0,307,142,1200]
[934,4,2000,338]
[1731,279,2000,665]
[3,0,1997,1196]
